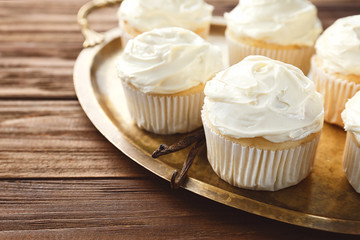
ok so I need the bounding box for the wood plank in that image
[0,179,357,239]
[0,1,360,238]
[0,0,359,99]
[0,0,117,99]
[0,100,149,178]
[0,100,358,238]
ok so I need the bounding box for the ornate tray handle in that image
[77,0,123,48]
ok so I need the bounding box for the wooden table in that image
[1,0,360,239]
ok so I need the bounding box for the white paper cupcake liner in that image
[225,29,314,74]
[121,81,204,134]
[202,112,320,191]
[310,57,360,127]
[343,132,360,193]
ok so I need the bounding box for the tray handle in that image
[77,0,123,48]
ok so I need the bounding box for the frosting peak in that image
[118,0,213,33]
[204,55,324,143]
[117,27,224,94]
[342,91,360,144]
[225,0,322,46]
[315,15,360,75]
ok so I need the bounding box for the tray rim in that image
[73,26,360,235]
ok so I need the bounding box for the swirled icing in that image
[315,15,360,75]
[225,0,322,46]
[117,0,213,33]
[342,91,360,144]
[117,27,224,94]
[203,55,324,143]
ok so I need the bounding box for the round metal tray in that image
[73,24,360,234]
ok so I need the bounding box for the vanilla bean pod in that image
[152,128,206,189]
[170,138,205,189]
[152,128,204,158]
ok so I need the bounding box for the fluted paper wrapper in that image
[202,113,320,191]
[121,82,204,135]
[343,133,360,193]
[225,30,314,74]
[311,57,360,127]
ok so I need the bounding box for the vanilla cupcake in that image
[202,55,324,191]
[341,91,360,193]
[117,0,214,47]
[225,0,322,74]
[117,27,223,134]
[311,15,360,127]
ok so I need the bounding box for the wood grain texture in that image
[0,101,357,238]
[0,0,113,99]
[1,0,360,239]
[1,0,359,99]
[0,100,149,178]
[0,179,359,240]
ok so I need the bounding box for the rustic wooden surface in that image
[1,0,360,239]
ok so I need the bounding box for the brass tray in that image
[73,2,360,235]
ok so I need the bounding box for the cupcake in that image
[341,91,360,193]
[117,27,223,135]
[117,0,214,47]
[224,0,322,74]
[311,15,360,127]
[202,55,324,191]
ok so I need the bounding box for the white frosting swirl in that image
[225,0,322,46]
[117,0,213,33]
[342,91,360,144]
[315,15,360,75]
[203,55,324,143]
[117,27,224,94]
